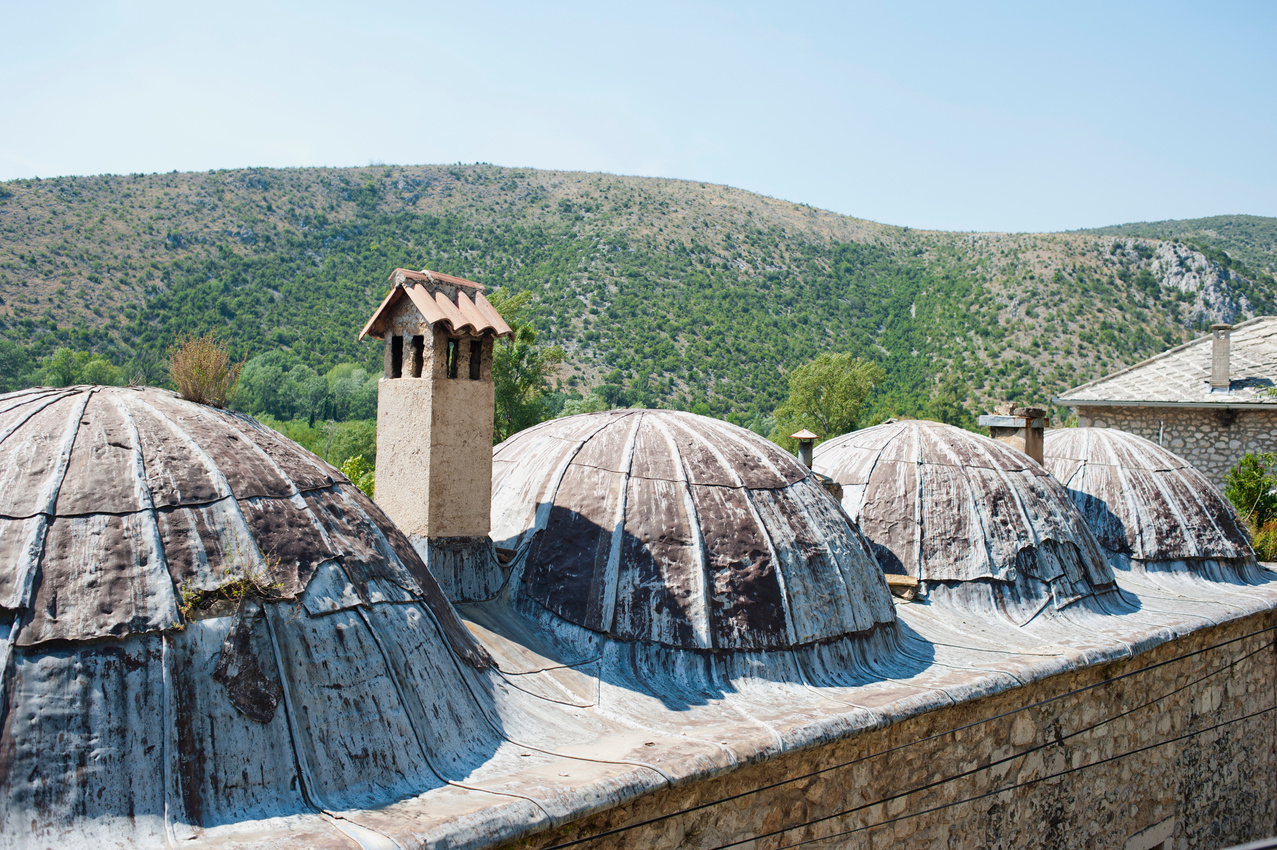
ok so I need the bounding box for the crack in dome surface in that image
[491,410,896,650]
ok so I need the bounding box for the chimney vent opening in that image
[469,340,482,380]
[410,335,424,378]
[390,335,404,379]
[446,338,459,379]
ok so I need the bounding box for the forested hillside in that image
[0,164,1273,425]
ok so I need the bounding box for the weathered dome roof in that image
[0,385,481,655]
[491,410,896,650]
[0,386,501,845]
[1043,428,1256,570]
[813,420,1117,611]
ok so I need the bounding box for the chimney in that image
[790,428,843,501]
[791,429,818,468]
[1211,323,1232,390]
[358,268,513,600]
[978,405,1049,465]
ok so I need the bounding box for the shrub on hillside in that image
[168,332,241,407]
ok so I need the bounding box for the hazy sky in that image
[3,1,1274,232]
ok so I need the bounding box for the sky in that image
[2,1,1275,233]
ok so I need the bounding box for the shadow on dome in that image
[814,419,1138,626]
[1045,427,1273,586]
[461,502,936,713]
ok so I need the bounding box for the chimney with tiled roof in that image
[360,268,513,599]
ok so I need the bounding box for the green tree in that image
[924,371,973,428]
[1224,452,1277,531]
[0,341,34,393]
[769,353,884,451]
[40,348,81,387]
[561,391,611,416]
[340,455,375,499]
[489,290,565,442]
[79,356,122,386]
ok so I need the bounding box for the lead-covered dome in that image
[1044,428,1259,578]
[0,386,494,846]
[813,420,1119,616]
[491,410,895,650]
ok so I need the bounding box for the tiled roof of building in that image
[1055,316,1277,407]
[358,268,513,340]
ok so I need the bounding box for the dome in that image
[491,410,896,650]
[1043,428,1259,577]
[813,420,1118,616]
[0,386,494,844]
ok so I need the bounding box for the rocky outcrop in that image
[1152,241,1254,325]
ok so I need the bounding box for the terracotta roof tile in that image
[358,268,513,341]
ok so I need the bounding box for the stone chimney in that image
[1211,323,1232,390]
[358,268,513,600]
[978,405,1049,465]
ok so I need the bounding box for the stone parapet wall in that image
[1075,405,1277,487]
[505,613,1276,850]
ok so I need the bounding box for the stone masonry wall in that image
[1075,406,1277,489]
[504,612,1277,850]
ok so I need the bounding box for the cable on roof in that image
[710,635,1275,849]
[764,703,1277,849]
[537,622,1275,850]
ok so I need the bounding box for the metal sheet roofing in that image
[1044,427,1258,574]
[6,390,1277,850]
[358,268,513,341]
[0,386,485,653]
[1055,315,1277,407]
[813,420,1118,622]
[491,410,897,650]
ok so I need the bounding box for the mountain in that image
[1,164,1274,425]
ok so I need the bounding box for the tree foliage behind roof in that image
[769,353,885,450]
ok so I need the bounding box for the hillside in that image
[0,164,1274,424]
[1083,215,1277,278]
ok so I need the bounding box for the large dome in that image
[491,410,895,650]
[0,386,494,846]
[813,420,1119,617]
[1044,428,1259,577]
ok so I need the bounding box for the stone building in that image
[1055,316,1277,487]
[1,268,1275,850]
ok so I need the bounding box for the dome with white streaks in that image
[491,410,896,650]
[813,419,1120,617]
[1044,427,1258,576]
